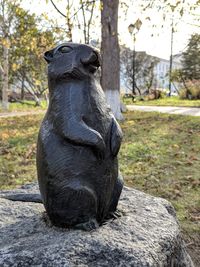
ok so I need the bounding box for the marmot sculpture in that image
[36,43,123,230]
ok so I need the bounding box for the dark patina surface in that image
[37,43,123,230]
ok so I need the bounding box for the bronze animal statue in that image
[37,43,123,228]
[37,43,123,230]
[1,43,123,230]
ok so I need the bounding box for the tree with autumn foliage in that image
[182,33,200,81]
[9,7,56,105]
[0,0,56,107]
[171,33,200,99]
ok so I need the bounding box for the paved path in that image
[1,106,200,118]
[0,110,45,118]
[127,105,200,116]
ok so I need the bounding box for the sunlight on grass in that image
[123,96,200,107]
[0,114,43,188]
[0,100,48,113]
[119,111,200,234]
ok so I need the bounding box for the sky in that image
[21,0,200,60]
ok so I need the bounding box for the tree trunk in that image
[21,78,25,100]
[34,96,41,107]
[101,0,123,120]
[2,44,9,110]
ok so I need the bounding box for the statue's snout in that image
[81,51,100,71]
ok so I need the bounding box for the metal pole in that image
[169,15,174,97]
[132,33,136,95]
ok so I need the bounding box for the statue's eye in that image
[60,46,73,53]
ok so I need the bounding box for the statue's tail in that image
[2,193,42,203]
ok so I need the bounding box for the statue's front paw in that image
[74,218,99,231]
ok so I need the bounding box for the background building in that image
[120,49,183,95]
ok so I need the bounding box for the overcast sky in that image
[21,0,200,60]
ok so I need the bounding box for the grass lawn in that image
[0,101,48,113]
[0,114,42,187]
[123,96,200,107]
[0,111,199,263]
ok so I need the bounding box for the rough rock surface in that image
[0,184,194,267]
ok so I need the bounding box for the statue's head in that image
[44,43,101,81]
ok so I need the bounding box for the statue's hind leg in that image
[47,182,98,230]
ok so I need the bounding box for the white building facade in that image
[153,55,182,94]
[120,51,182,95]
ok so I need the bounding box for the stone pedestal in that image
[0,184,194,267]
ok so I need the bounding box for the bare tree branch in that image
[80,0,87,43]
[87,0,95,43]
[69,0,96,20]
[50,0,96,20]
[50,0,66,18]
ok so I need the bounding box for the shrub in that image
[147,89,163,100]
[179,89,188,99]
[179,80,200,100]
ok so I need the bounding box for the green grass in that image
[0,111,199,237]
[123,96,200,107]
[0,100,48,113]
[0,114,43,187]
[120,111,200,235]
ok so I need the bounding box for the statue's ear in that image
[44,50,53,63]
